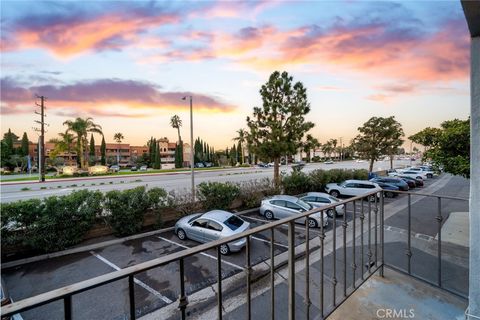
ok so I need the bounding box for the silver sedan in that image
[259,195,328,228]
[174,210,250,255]
[299,192,345,218]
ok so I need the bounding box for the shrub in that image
[238,178,278,208]
[353,169,369,180]
[146,187,168,227]
[197,182,240,210]
[309,169,330,191]
[1,191,103,252]
[105,186,150,236]
[31,190,103,252]
[167,190,202,216]
[282,172,311,195]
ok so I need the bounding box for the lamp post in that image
[182,95,195,199]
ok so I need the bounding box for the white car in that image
[389,170,427,180]
[324,180,382,201]
[300,192,345,217]
[405,167,435,178]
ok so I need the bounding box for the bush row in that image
[1,187,168,252]
[282,169,369,195]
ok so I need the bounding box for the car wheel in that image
[368,195,377,202]
[385,191,394,198]
[417,176,422,180]
[329,190,340,198]
[219,244,230,255]
[307,218,317,228]
[427,173,433,178]
[327,209,335,218]
[264,210,274,220]
[177,229,187,240]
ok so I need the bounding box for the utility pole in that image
[34,96,47,182]
[182,95,195,200]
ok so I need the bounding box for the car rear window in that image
[188,214,202,223]
[224,215,244,231]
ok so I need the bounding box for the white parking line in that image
[156,236,245,271]
[89,251,173,304]
[251,236,289,249]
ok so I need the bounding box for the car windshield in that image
[188,214,202,223]
[296,199,313,210]
[224,215,244,231]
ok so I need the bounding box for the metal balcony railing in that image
[1,190,468,320]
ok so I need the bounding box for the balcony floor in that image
[328,268,467,320]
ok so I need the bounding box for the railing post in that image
[380,193,385,277]
[374,195,378,267]
[270,228,275,320]
[343,202,348,297]
[360,200,365,280]
[319,211,325,318]
[64,295,72,320]
[129,275,135,320]
[217,247,223,320]
[305,216,311,319]
[246,235,252,320]
[288,220,295,320]
[407,194,412,274]
[367,198,372,273]
[178,258,188,320]
[437,197,443,287]
[332,207,337,305]
[352,200,357,286]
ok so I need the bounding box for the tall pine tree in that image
[20,132,29,157]
[154,142,161,169]
[89,134,96,165]
[100,136,106,165]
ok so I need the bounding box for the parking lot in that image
[2,173,469,320]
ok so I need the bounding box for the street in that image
[1,173,469,320]
[0,160,414,203]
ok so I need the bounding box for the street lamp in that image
[182,95,195,199]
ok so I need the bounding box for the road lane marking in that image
[156,236,245,271]
[251,236,289,249]
[89,251,173,304]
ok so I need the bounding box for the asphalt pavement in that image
[1,173,469,320]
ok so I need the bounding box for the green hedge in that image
[282,169,369,195]
[1,190,102,252]
[197,181,240,210]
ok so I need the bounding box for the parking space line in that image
[156,236,245,271]
[89,251,173,304]
[251,236,289,249]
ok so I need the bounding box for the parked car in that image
[324,160,334,164]
[374,182,400,198]
[174,210,250,255]
[130,166,138,171]
[389,170,427,180]
[369,177,409,191]
[110,165,120,172]
[398,175,424,187]
[139,165,147,171]
[260,195,328,228]
[195,162,205,168]
[324,180,382,201]
[299,192,345,217]
[406,167,436,178]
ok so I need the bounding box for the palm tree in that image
[49,132,76,166]
[170,115,182,143]
[302,134,320,162]
[113,132,125,165]
[63,118,102,169]
[233,128,247,164]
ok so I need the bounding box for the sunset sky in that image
[0,0,471,149]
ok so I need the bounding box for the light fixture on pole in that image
[182,95,195,199]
